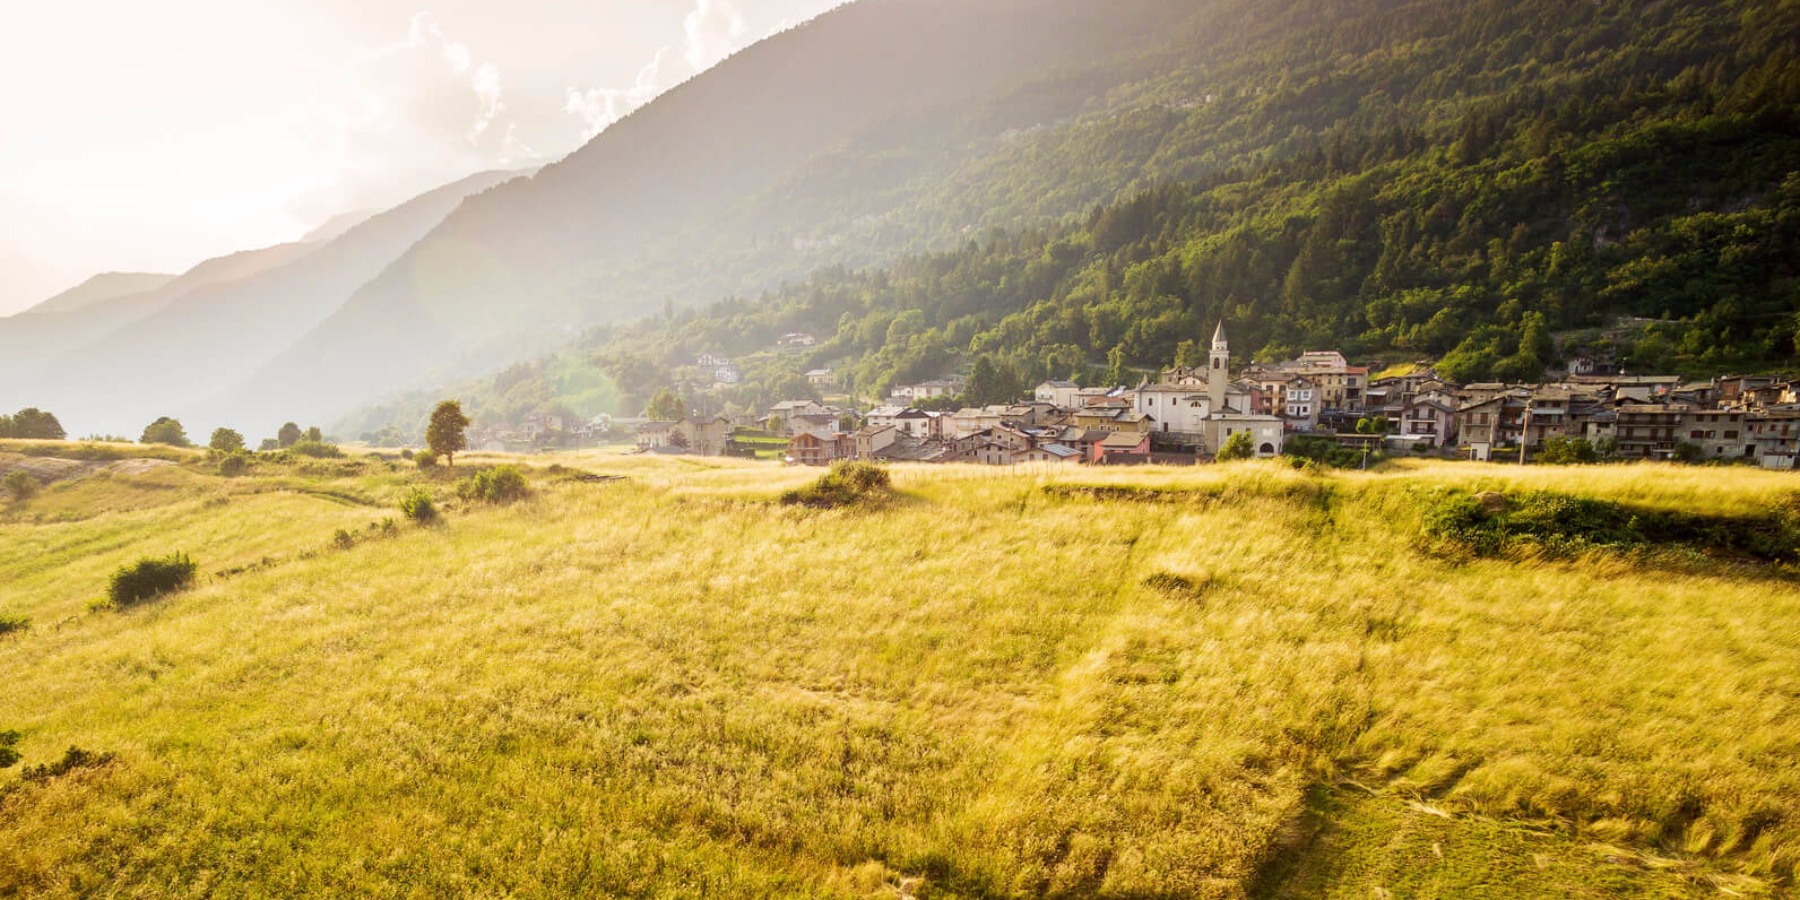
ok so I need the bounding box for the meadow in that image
[1,440,1797,899]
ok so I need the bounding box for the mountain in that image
[0,252,77,318]
[0,242,316,399]
[301,208,379,244]
[215,0,1207,428]
[335,0,1800,434]
[11,168,534,438]
[13,272,175,317]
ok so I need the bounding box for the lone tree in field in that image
[140,416,191,447]
[208,428,245,452]
[304,425,323,443]
[277,422,302,448]
[427,401,471,467]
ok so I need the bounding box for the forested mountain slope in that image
[323,0,1796,433]
[348,0,1800,433]
[221,0,1206,428]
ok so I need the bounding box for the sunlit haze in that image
[0,0,840,314]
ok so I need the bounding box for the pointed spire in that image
[1212,320,1228,349]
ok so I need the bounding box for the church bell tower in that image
[1208,320,1229,415]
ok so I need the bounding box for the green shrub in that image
[3,469,40,502]
[415,450,439,469]
[107,552,198,607]
[22,745,115,781]
[401,449,415,461]
[0,730,19,768]
[1216,431,1255,461]
[139,416,191,447]
[0,613,28,637]
[457,466,531,504]
[1421,490,1800,563]
[219,452,251,477]
[290,440,344,459]
[780,461,893,509]
[208,428,245,452]
[400,489,439,524]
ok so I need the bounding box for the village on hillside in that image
[608,322,1800,470]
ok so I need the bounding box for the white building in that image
[1034,380,1081,407]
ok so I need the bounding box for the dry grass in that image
[0,445,1795,898]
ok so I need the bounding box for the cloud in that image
[563,0,751,144]
[286,12,541,226]
[683,0,749,72]
[563,47,674,142]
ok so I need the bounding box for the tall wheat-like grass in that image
[0,450,1793,898]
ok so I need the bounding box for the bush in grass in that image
[401,449,415,460]
[290,440,343,459]
[3,469,40,502]
[107,552,197,607]
[780,461,892,509]
[0,730,19,768]
[415,449,439,470]
[219,452,251,477]
[399,488,439,524]
[0,613,28,637]
[457,466,530,504]
[22,746,115,781]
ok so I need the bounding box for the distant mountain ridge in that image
[6,168,534,437]
[11,272,175,318]
[0,242,317,399]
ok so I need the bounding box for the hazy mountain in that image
[13,168,534,438]
[13,272,175,317]
[301,208,379,244]
[0,242,316,397]
[215,0,1205,428]
[0,252,78,318]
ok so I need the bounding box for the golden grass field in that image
[1,441,1797,899]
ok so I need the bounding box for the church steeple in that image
[1208,320,1229,414]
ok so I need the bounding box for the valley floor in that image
[0,443,1796,898]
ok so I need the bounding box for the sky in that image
[0,0,843,314]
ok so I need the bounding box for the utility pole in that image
[1520,403,1532,466]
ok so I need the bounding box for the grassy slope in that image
[0,444,1796,898]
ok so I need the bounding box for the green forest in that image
[343,0,1800,434]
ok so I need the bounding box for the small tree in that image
[646,388,686,422]
[426,401,471,467]
[140,417,191,447]
[277,422,302,448]
[2,408,65,440]
[3,470,40,503]
[209,428,245,452]
[399,488,439,524]
[304,426,323,443]
[1216,431,1256,461]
